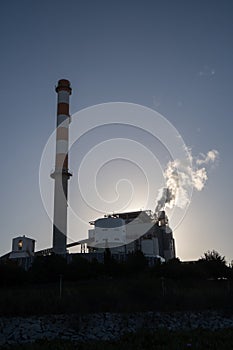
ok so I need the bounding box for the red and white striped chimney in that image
[51,79,72,255]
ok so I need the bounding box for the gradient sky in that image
[1,0,233,261]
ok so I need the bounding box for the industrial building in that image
[0,79,176,268]
[78,210,175,262]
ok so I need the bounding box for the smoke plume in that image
[196,149,219,165]
[155,149,219,213]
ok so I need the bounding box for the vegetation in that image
[1,328,233,350]
[0,250,233,316]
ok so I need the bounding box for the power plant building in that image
[85,210,175,262]
[0,79,176,267]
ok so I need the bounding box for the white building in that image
[86,210,175,262]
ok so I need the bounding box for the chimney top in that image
[55,79,72,94]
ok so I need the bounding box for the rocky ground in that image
[1,311,233,347]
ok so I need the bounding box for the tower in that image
[51,79,72,254]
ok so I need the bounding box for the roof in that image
[13,236,35,242]
[95,210,154,224]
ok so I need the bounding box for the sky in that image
[0,0,233,261]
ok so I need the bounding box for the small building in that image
[8,235,35,270]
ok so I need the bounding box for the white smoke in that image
[155,149,219,213]
[196,149,219,165]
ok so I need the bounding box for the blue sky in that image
[0,0,233,261]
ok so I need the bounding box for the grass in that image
[1,329,233,349]
[0,275,232,316]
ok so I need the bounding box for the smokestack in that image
[51,79,72,254]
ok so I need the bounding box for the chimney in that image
[51,79,72,254]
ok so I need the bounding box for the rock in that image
[1,311,233,346]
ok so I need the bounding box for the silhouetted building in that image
[83,210,175,262]
[4,235,36,270]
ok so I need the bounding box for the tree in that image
[66,255,94,280]
[201,250,226,264]
[0,260,27,286]
[29,254,67,283]
[198,250,228,279]
[126,251,148,273]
